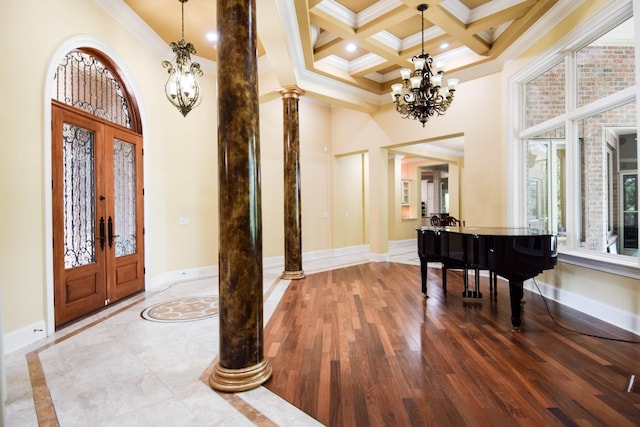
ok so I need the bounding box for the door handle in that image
[99,217,105,250]
[108,216,119,249]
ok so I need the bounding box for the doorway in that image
[52,102,144,327]
[421,165,449,219]
[50,48,144,328]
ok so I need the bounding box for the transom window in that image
[53,48,141,132]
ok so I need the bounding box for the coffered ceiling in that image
[121,0,573,110]
[298,0,558,94]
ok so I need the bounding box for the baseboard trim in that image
[147,265,218,291]
[388,239,415,251]
[332,245,369,258]
[4,320,47,356]
[524,278,640,336]
[6,251,639,355]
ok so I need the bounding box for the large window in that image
[518,11,638,260]
[526,129,566,244]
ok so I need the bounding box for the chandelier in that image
[391,4,459,127]
[162,0,203,117]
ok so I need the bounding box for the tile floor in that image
[3,245,420,426]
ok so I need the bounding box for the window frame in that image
[508,0,640,278]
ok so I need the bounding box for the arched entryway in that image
[50,48,144,328]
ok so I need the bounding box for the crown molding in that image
[356,0,404,28]
[93,0,218,75]
[93,0,169,58]
[94,0,624,110]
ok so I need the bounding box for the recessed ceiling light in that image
[440,42,450,49]
[206,31,219,44]
[345,42,357,53]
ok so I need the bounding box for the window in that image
[526,128,566,246]
[524,61,565,129]
[578,103,637,254]
[577,23,636,107]
[516,11,638,262]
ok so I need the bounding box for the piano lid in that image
[417,226,556,237]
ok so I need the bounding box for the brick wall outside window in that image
[525,61,565,129]
[525,45,636,253]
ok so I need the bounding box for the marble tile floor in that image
[3,245,420,426]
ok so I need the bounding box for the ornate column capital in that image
[279,85,305,99]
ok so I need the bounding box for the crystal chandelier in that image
[162,0,203,117]
[391,4,459,127]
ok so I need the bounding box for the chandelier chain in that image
[420,5,425,56]
[179,0,190,41]
[161,0,203,117]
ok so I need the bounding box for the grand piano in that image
[417,226,558,331]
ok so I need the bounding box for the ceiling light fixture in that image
[162,0,203,117]
[391,4,459,127]
[206,31,219,44]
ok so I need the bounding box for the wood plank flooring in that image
[263,262,640,426]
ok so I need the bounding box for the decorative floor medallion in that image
[141,296,219,322]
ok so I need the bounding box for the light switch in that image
[179,217,189,225]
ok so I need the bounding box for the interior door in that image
[52,102,144,327]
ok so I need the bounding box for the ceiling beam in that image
[257,0,298,86]
[489,0,559,56]
[466,0,538,35]
[426,4,491,55]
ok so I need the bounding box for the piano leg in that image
[475,268,482,298]
[508,280,524,331]
[419,256,429,298]
[489,272,497,297]
[441,265,447,293]
[461,268,482,298]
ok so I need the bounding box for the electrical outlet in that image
[179,217,189,225]
[627,375,639,394]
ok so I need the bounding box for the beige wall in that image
[260,97,333,257]
[299,101,334,253]
[540,263,640,312]
[332,153,366,248]
[259,98,285,258]
[159,74,219,272]
[0,1,338,336]
[329,72,504,231]
[0,0,226,333]
[321,70,511,260]
[1,0,638,342]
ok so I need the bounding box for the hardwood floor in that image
[263,262,640,426]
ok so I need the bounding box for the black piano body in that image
[417,226,558,330]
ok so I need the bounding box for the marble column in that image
[280,86,306,280]
[209,0,272,392]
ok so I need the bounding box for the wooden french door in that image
[52,101,144,327]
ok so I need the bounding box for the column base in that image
[209,359,272,392]
[282,269,305,280]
